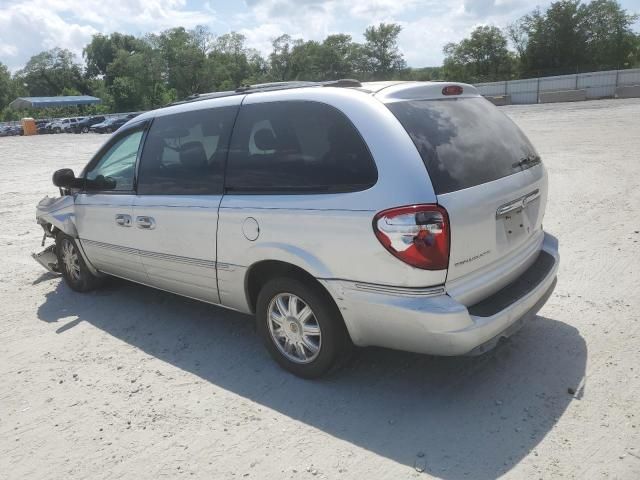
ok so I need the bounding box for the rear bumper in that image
[323,232,559,356]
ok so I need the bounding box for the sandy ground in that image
[0,99,639,480]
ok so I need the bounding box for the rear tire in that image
[256,277,351,378]
[56,232,103,292]
[82,126,89,133]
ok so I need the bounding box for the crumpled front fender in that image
[36,195,77,238]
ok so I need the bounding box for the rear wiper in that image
[512,154,541,169]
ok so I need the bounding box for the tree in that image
[0,62,16,112]
[510,0,640,76]
[320,34,363,79]
[151,27,210,98]
[208,32,253,89]
[363,23,407,79]
[443,26,514,82]
[269,34,294,81]
[581,0,639,68]
[84,33,146,82]
[289,40,325,80]
[515,1,588,75]
[106,44,172,111]
[15,48,86,96]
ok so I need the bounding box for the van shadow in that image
[37,278,586,479]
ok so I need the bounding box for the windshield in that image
[387,97,540,195]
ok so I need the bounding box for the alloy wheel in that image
[61,239,81,282]
[267,293,322,364]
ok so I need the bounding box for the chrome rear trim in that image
[348,282,445,297]
[496,189,540,217]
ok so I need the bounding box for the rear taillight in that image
[373,205,450,270]
[442,85,463,96]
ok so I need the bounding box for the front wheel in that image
[82,126,89,133]
[256,277,351,378]
[56,233,103,292]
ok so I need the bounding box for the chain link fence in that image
[475,68,640,104]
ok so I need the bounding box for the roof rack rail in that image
[235,81,316,93]
[321,79,362,87]
[168,78,363,107]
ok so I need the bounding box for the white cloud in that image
[0,5,98,70]
[2,0,636,71]
[0,0,216,71]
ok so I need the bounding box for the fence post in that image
[536,74,541,103]
[615,67,619,88]
[504,80,508,96]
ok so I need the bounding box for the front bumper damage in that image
[32,244,59,273]
[32,194,75,274]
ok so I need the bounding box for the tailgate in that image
[439,165,547,300]
[384,93,548,301]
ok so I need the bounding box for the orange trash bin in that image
[22,118,37,136]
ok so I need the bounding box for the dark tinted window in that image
[387,97,540,195]
[138,106,237,195]
[225,101,377,193]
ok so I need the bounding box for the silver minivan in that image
[34,80,559,378]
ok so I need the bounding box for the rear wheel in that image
[82,126,89,133]
[56,232,103,292]
[257,277,351,378]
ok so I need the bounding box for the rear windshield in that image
[387,97,540,195]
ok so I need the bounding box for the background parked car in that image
[90,115,130,133]
[50,118,79,134]
[38,121,54,134]
[63,117,85,133]
[35,120,49,133]
[72,116,105,133]
[0,124,23,136]
[0,125,16,137]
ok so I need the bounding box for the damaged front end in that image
[32,195,77,274]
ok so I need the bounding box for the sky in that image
[1,0,639,72]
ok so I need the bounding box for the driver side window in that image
[86,130,143,191]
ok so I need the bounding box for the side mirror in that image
[52,168,83,189]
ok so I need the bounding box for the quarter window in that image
[225,101,377,193]
[137,106,237,195]
[85,129,143,191]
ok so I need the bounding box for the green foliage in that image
[509,0,639,76]
[443,26,515,82]
[0,62,16,112]
[363,23,407,79]
[2,2,638,121]
[15,48,86,96]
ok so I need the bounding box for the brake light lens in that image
[442,85,463,96]
[373,205,450,270]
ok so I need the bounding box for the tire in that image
[256,276,351,378]
[55,232,103,292]
[105,127,112,134]
[82,126,89,133]
[54,127,61,134]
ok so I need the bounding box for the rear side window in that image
[225,101,377,193]
[387,97,540,195]
[137,106,237,195]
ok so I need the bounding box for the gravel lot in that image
[1,99,639,480]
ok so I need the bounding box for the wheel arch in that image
[245,260,335,315]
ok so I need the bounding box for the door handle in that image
[115,214,132,227]
[136,216,156,230]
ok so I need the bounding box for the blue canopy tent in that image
[9,95,101,109]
